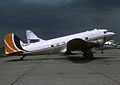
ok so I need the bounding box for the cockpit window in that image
[104,31,108,34]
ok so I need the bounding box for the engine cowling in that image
[94,39,104,47]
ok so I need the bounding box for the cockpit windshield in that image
[104,30,108,34]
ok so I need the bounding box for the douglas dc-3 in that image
[4,28,115,60]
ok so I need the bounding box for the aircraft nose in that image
[106,32,116,36]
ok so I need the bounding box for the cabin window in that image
[85,37,88,40]
[51,45,54,47]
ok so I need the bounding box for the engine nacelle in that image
[94,39,104,47]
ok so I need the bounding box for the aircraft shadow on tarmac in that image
[67,56,92,63]
[6,57,92,64]
[67,55,113,63]
[6,57,67,62]
[6,55,113,64]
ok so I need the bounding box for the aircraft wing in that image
[65,38,99,54]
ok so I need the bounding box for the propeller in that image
[94,35,107,53]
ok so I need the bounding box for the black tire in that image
[20,55,26,60]
[83,52,94,60]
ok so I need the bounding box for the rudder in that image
[4,33,23,55]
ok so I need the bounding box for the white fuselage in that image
[22,29,115,54]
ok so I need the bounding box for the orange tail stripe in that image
[4,34,19,53]
[4,40,15,54]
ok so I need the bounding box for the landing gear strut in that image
[65,50,72,55]
[20,55,26,60]
[83,51,94,60]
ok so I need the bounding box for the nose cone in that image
[106,32,116,36]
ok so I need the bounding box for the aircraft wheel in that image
[83,52,94,60]
[20,55,26,60]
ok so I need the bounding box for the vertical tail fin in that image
[26,30,45,44]
[4,33,24,55]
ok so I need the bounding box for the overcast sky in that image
[0,0,120,45]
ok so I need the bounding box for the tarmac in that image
[0,49,120,85]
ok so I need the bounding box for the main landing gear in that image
[83,51,94,60]
[20,55,26,60]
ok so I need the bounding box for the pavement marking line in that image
[84,65,120,85]
[10,56,48,85]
